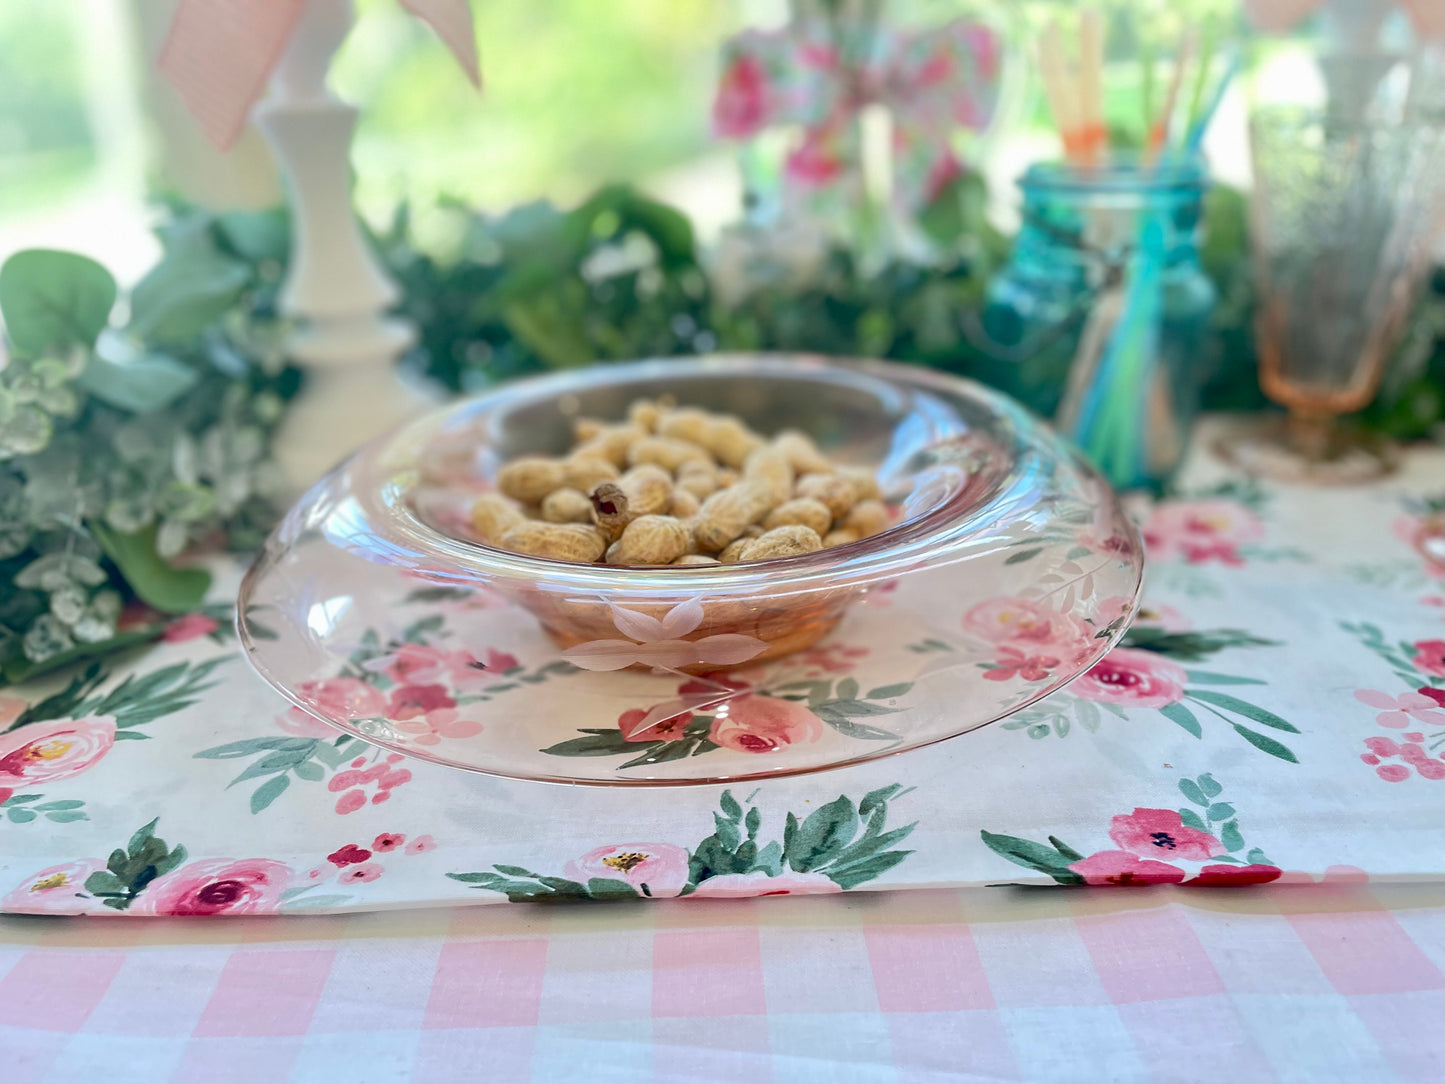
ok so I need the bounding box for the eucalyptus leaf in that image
[92,522,211,614]
[81,341,199,414]
[0,249,116,354]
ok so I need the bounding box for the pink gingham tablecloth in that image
[2,881,1441,1083]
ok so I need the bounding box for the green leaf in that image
[1160,702,1203,738]
[585,877,638,900]
[825,849,915,890]
[1005,547,1042,565]
[836,677,859,700]
[7,808,37,823]
[1048,835,1085,862]
[128,818,159,853]
[92,523,210,614]
[858,784,905,817]
[83,870,126,896]
[744,806,761,837]
[786,796,859,872]
[228,748,315,786]
[1205,802,1236,822]
[1231,724,1299,763]
[1246,847,1270,865]
[1178,778,1208,806]
[1184,670,1267,686]
[195,737,313,759]
[1220,820,1245,851]
[128,240,249,344]
[1122,627,1280,663]
[249,774,290,813]
[1178,807,1208,831]
[616,738,699,770]
[34,800,84,811]
[866,683,913,700]
[818,713,898,741]
[45,810,89,823]
[539,731,642,757]
[816,699,898,718]
[1189,691,1300,733]
[978,831,1084,885]
[0,249,116,353]
[79,349,199,414]
[1197,773,1223,798]
[2,794,42,805]
[718,791,742,822]
[292,760,324,782]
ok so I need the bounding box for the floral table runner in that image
[1,429,1441,915]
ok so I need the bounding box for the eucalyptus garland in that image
[2,182,1440,685]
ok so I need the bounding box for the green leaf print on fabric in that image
[447,786,916,901]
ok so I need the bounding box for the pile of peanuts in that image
[468,398,889,566]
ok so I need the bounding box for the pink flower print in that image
[2,859,104,914]
[688,870,842,898]
[1360,735,1445,781]
[387,684,455,721]
[293,677,387,724]
[480,648,520,675]
[303,865,330,883]
[1075,527,1137,561]
[797,643,870,674]
[372,833,405,852]
[708,695,825,754]
[1418,687,1445,709]
[1355,689,1445,730]
[1186,864,1283,886]
[135,858,292,916]
[964,597,1069,645]
[713,53,770,138]
[1108,808,1226,862]
[394,708,483,746]
[617,706,692,743]
[329,754,413,814]
[1072,648,1187,709]
[984,644,1062,682]
[1412,640,1445,678]
[1142,499,1264,565]
[339,862,382,884]
[0,716,116,787]
[561,597,767,673]
[1395,513,1445,579]
[785,130,847,187]
[328,844,372,867]
[161,612,220,642]
[565,842,690,898]
[1068,850,1187,886]
[405,835,436,855]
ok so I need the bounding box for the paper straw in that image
[1144,29,1197,166]
[1040,23,1085,164]
[1078,8,1107,166]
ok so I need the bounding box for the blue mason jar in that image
[978,158,1217,489]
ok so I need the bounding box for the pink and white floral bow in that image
[713,11,1000,212]
[159,0,480,150]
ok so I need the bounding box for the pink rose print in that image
[340,862,383,884]
[1186,864,1283,887]
[293,677,387,724]
[363,643,518,689]
[1108,808,1226,862]
[1068,850,1186,886]
[161,612,220,642]
[688,870,842,898]
[1419,687,1445,709]
[1142,499,1264,565]
[405,835,436,855]
[328,752,412,814]
[0,716,116,787]
[709,695,825,754]
[387,684,455,720]
[1355,689,1445,730]
[964,597,1083,646]
[798,643,870,674]
[372,833,405,852]
[617,706,692,743]
[616,673,754,743]
[984,644,1063,683]
[1412,640,1445,678]
[2,859,104,914]
[135,858,292,915]
[565,842,690,898]
[1072,648,1187,709]
[713,54,770,138]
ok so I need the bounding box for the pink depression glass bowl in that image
[237,355,1143,786]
